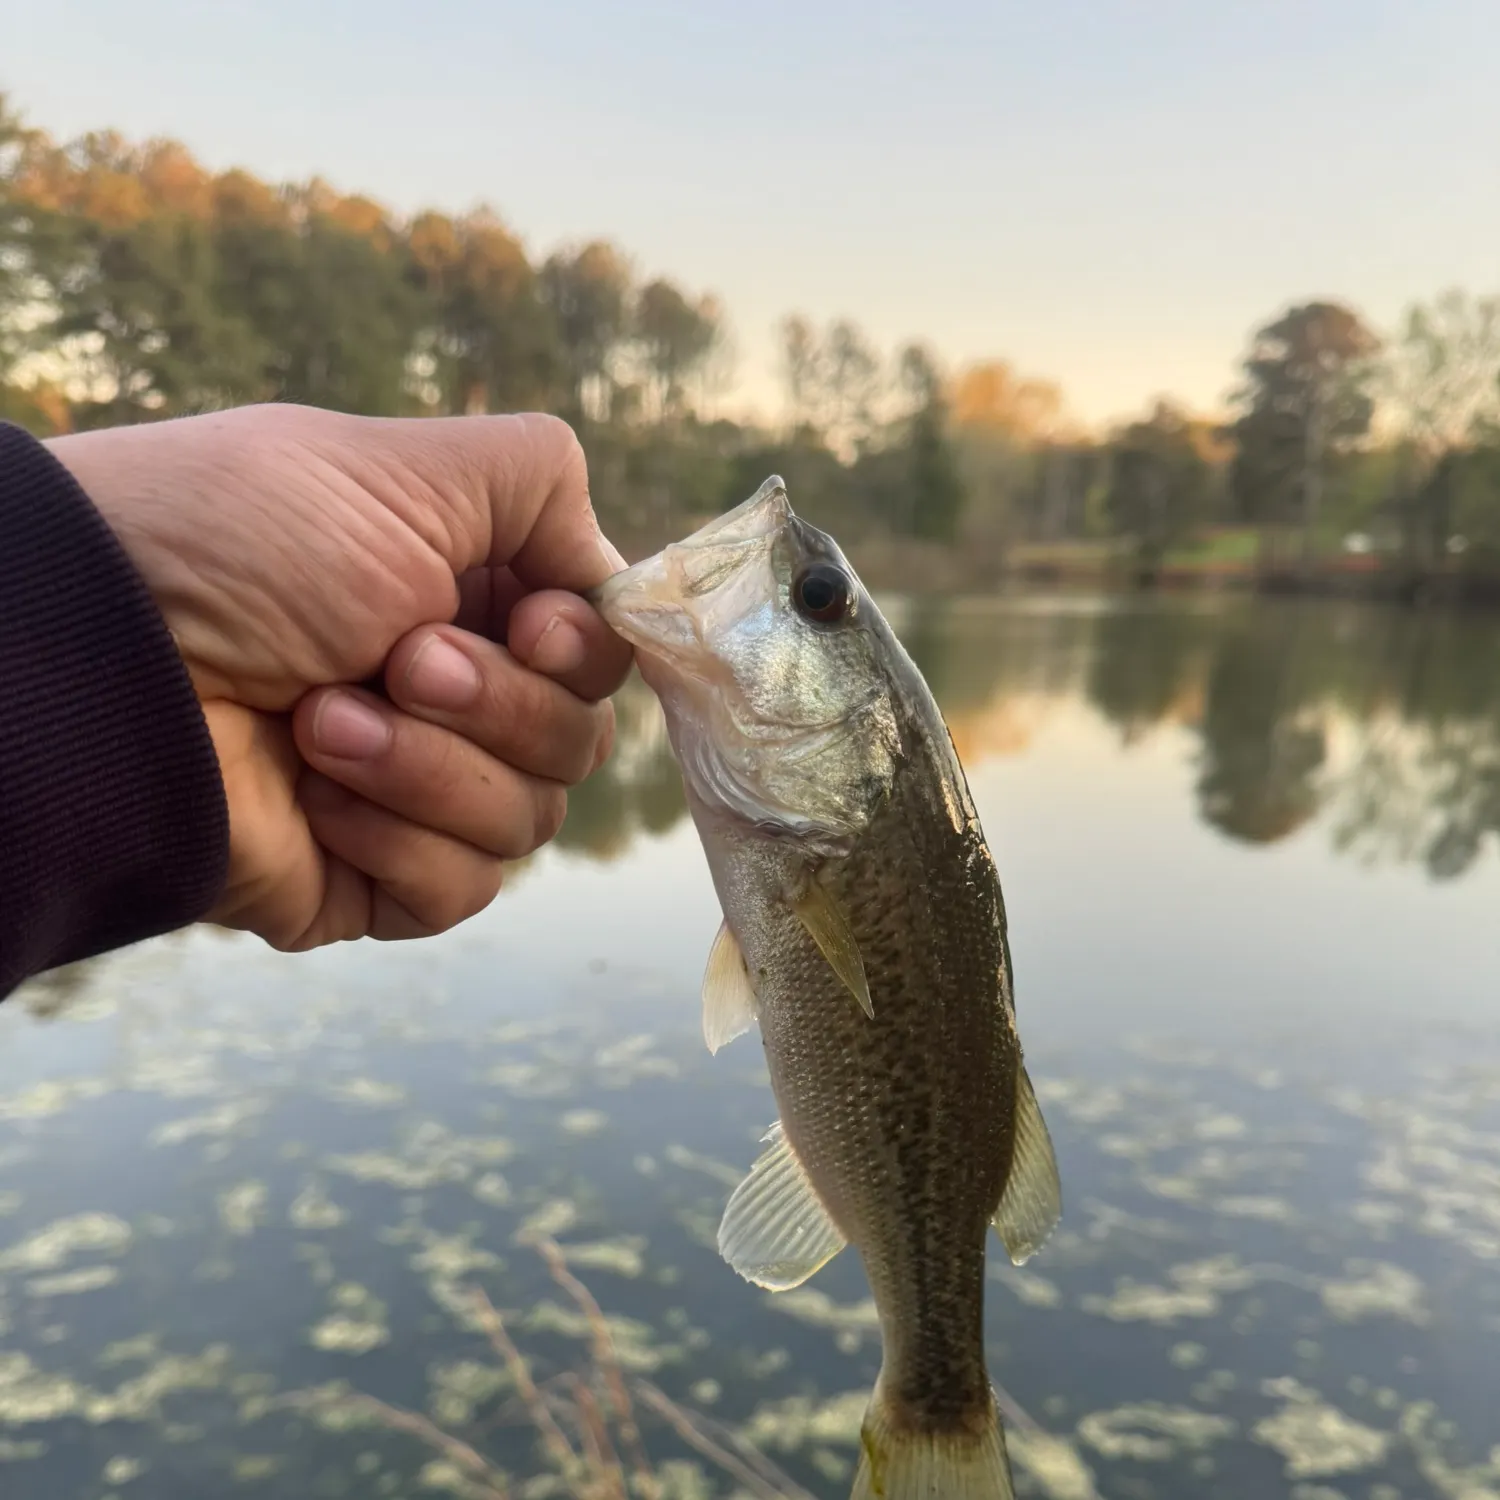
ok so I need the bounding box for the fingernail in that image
[407,636,480,710]
[529,614,587,676]
[314,693,391,759]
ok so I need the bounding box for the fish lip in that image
[675,474,790,550]
[584,572,629,610]
[585,474,792,617]
[586,562,698,661]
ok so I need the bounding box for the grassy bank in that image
[1004,529,1500,608]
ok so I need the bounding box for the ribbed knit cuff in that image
[0,421,229,996]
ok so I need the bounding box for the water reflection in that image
[568,594,1500,881]
[1196,611,1328,845]
[553,685,686,858]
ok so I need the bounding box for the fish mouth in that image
[586,475,792,645]
[676,474,791,551]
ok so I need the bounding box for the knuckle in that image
[460,862,505,921]
[426,861,503,931]
[419,725,473,801]
[526,410,584,464]
[504,658,553,733]
[533,785,569,848]
[590,702,617,775]
[472,652,543,747]
[500,671,596,782]
[483,781,542,860]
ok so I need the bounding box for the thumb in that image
[361,411,626,595]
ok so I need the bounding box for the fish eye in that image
[791,563,853,625]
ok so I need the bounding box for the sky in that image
[7,0,1500,429]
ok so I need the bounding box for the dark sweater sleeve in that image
[0,422,229,999]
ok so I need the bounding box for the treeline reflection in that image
[558,596,1500,882]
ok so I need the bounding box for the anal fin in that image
[718,1121,847,1290]
[702,919,757,1054]
[992,1062,1062,1265]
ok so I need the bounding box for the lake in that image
[3,591,1499,1500]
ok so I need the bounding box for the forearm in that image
[0,422,229,998]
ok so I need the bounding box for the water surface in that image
[3,593,1499,1499]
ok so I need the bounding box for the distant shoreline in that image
[1002,553,1500,610]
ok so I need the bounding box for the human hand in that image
[46,404,632,950]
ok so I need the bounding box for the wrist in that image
[44,424,235,701]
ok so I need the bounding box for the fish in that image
[590,476,1060,1500]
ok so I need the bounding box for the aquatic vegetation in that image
[411,1231,505,1283]
[558,1238,649,1280]
[1003,1428,1102,1500]
[1253,1379,1391,1479]
[101,1454,144,1483]
[0,1354,84,1425]
[1076,1402,1237,1461]
[486,1062,574,1099]
[0,1345,232,1427]
[662,1145,742,1189]
[0,1213,132,1273]
[325,1077,409,1108]
[1320,1261,1428,1324]
[764,1289,880,1353]
[428,1359,513,1428]
[308,1284,391,1356]
[520,1199,581,1241]
[990,1263,1065,1309]
[97,1336,160,1367]
[324,1149,461,1191]
[289,1180,348,1231]
[1215,1194,1296,1221]
[593,1036,681,1089]
[1401,1400,1500,1500]
[0,1439,47,1462]
[150,1098,265,1147]
[0,1079,110,1122]
[523,1301,675,1374]
[322,1124,518,1194]
[1080,1279,1219,1324]
[739,1390,867,1451]
[472,1172,514,1208]
[217,1180,269,1237]
[26,1266,118,1298]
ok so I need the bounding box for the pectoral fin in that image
[702,919,757,1054]
[718,1121,847,1290]
[794,883,874,1020]
[992,1064,1062,1265]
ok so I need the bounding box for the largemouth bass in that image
[591,477,1060,1500]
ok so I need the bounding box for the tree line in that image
[5,93,1500,587]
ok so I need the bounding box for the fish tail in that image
[850,1385,1014,1500]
